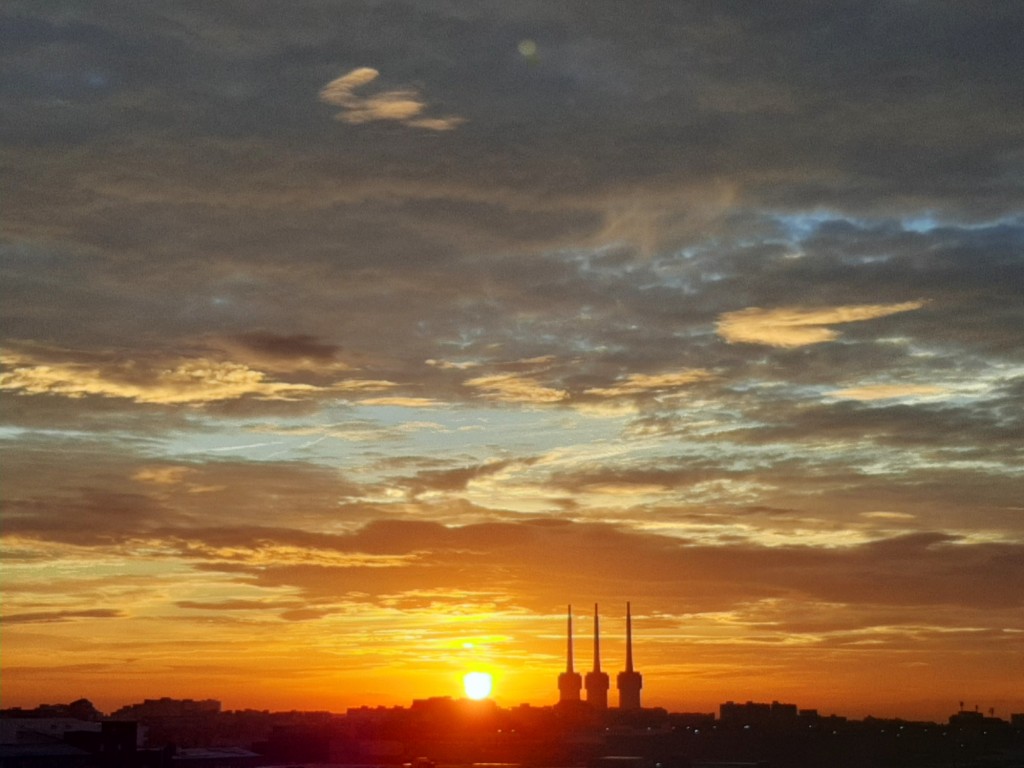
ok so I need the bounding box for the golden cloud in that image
[132,466,195,485]
[829,384,947,401]
[717,301,926,347]
[585,369,712,397]
[464,373,567,404]
[359,396,444,408]
[334,378,398,392]
[861,511,917,520]
[0,352,321,404]
[319,67,465,131]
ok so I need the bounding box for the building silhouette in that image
[616,602,642,710]
[584,604,609,710]
[557,605,582,703]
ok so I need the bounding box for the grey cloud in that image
[176,599,300,611]
[167,519,1024,614]
[230,332,341,361]
[1,439,373,546]
[3,609,126,624]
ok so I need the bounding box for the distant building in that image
[769,701,797,723]
[110,701,219,721]
[0,741,95,768]
[0,720,101,746]
[616,603,642,710]
[0,721,156,768]
[719,701,799,728]
[720,701,771,727]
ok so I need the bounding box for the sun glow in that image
[463,671,493,700]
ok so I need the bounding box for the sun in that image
[462,671,493,700]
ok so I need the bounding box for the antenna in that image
[593,603,601,672]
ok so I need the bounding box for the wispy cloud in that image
[464,373,567,404]
[132,466,195,485]
[319,67,465,131]
[4,608,126,624]
[716,301,927,347]
[585,369,712,397]
[829,384,947,401]
[1,352,321,404]
[359,396,444,408]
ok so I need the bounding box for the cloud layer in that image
[2,0,1023,720]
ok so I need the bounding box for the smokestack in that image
[625,601,633,672]
[566,604,575,672]
[585,603,610,709]
[616,601,642,710]
[558,605,582,703]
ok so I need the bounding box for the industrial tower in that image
[584,603,610,709]
[557,604,583,703]
[616,602,643,709]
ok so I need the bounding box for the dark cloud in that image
[4,609,126,624]
[176,599,300,611]
[152,519,1024,615]
[229,332,340,361]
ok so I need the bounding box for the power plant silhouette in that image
[559,603,642,710]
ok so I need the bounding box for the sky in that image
[2,1,1023,722]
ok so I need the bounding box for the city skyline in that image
[2,2,1023,722]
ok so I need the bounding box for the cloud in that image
[164,519,1024,614]
[319,67,464,131]
[716,301,927,347]
[359,396,444,408]
[132,466,195,485]
[208,333,352,374]
[3,609,126,624]
[175,599,299,611]
[861,511,916,521]
[585,369,713,397]
[0,348,432,409]
[828,384,947,401]
[464,373,567,404]
[334,378,398,392]
[1,351,321,405]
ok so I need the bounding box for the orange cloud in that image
[319,67,465,131]
[585,369,712,397]
[132,466,195,485]
[360,396,444,408]
[0,353,320,404]
[829,384,947,401]
[464,373,567,404]
[0,350,439,407]
[716,301,926,347]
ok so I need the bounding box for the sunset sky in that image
[2,2,1023,722]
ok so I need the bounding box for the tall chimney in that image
[585,603,610,709]
[616,601,642,709]
[558,605,582,703]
